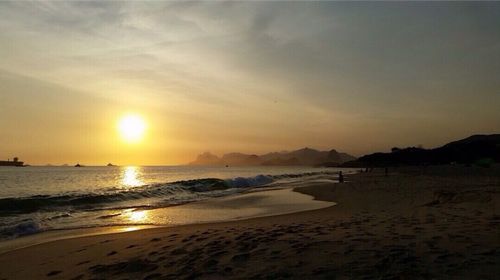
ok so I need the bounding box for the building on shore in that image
[0,157,24,167]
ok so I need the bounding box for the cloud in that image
[1,1,499,160]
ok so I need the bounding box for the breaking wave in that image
[0,172,333,215]
[0,220,41,239]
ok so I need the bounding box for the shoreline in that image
[1,167,499,279]
[0,182,337,255]
[0,168,351,240]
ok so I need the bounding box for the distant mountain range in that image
[190,134,500,168]
[342,134,500,167]
[189,148,356,167]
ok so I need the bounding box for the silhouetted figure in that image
[339,171,344,183]
[385,167,388,176]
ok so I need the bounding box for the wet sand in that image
[1,166,499,279]
[0,185,334,255]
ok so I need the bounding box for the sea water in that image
[0,165,349,240]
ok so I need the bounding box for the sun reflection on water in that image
[123,209,149,223]
[129,210,147,222]
[122,226,141,232]
[121,166,143,188]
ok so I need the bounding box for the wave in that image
[0,220,41,239]
[0,179,228,215]
[0,171,335,215]
[225,174,274,188]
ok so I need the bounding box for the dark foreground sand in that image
[0,166,499,279]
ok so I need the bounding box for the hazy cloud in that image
[1,1,499,164]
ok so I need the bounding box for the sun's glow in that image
[126,210,148,223]
[118,114,146,143]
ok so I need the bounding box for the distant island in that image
[189,148,356,167]
[342,134,500,167]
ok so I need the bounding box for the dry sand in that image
[0,166,499,279]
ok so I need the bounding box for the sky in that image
[0,1,499,165]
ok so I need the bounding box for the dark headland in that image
[342,134,500,168]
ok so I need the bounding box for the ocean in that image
[0,166,350,240]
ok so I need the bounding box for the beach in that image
[3,1,500,279]
[1,166,499,279]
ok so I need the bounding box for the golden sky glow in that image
[0,2,499,165]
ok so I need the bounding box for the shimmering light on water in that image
[122,226,142,232]
[120,209,148,224]
[0,165,350,240]
[128,211,148,223]
[122,166,143,187]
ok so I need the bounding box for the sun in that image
[118,114,146,143]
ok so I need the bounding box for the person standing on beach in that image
[339,171,344,183]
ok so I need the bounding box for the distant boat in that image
[75,163,84,167]
[0,157,24,167]
[106,163,116,167]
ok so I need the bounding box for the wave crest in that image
[0,171,335,215]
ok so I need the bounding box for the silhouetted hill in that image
[222,153,262,165]
[191,152,222,166]
[264,147,328,166]
[342,134,500,167]
[189,148,356,166]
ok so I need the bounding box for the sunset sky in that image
[1,2,499,165]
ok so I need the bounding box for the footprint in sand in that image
[204,259,219,270]
[144,273,162,280]
[155,256,166,262]
[224,267,233,273]
[70,274,84,280]
[171,248,188,255]
[90,259,158,275]
[46,270,62,277]
[231,253,250,263]
[209,250,228,258]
